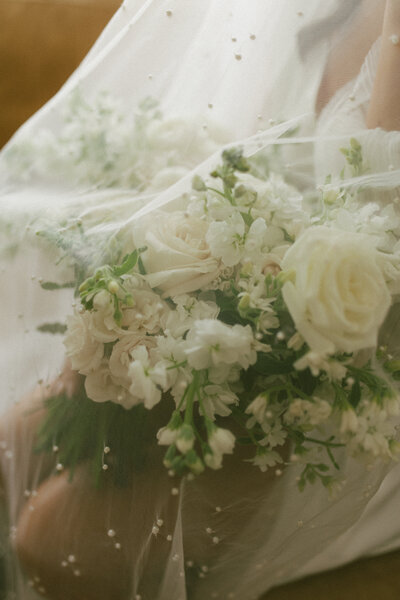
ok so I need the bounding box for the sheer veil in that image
[1,2,400,599]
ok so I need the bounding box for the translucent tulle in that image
[2,2,400,600]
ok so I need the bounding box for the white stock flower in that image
[133,212,220,297]
[121,283,170,334]
[165,294,219,338]
[109,333,146,385]
[128,345,163,409]
[202,384,238,419]
[205,427,235,469]
[184,319,257,370]
[90,290,122,342]
[84,359,133,408]
[206,214,270,268]
[284,397,332,427]
[282,226,391,355]
[340,408,359,434]
[64,310,104,374]
[206,212,245,267]
[294,351,347,381]
[252,449,283,472]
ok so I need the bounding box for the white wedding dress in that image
[1,1,400,599]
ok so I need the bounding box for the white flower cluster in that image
[3,93,224,191]
[57,136,400,483]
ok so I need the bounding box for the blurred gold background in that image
[0,0,121,147]
[0,1,400,597]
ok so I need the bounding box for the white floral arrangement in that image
[35,136,400,491]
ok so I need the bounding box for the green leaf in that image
[37,322,67,335]
[113,250,139,276]
[40,281,75,291]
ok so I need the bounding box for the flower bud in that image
[108,280,119,294]
[176,424,195,454]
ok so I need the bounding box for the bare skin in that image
[316,0,385,115]
[367,0,400,130]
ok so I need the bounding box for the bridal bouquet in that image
[35,135,400,490]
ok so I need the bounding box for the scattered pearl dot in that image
[390,34,400,45]
[61,561,68,568]
[102,464,109,471]
[172,553,179,562]
[24,490,31,498]
[53,445,59,452]
[297,520,304,528]
[148,73,153,80]
[348,94,356,101]
[115,542,122,550]
[68,555,76,563]
[186,560,194,567]
[28,505,35,512]
[257,114,262,120]
[255,332,263,340]
[28,580,34,587]
[202,565,209,573]
[215,506,222,512]
[73,570,81,577]
[389,164,395,171]
[56,463,64,472]
[275,469,283,477]
[152,526,160,536]
[166,534,173,542]
[250,34,256,40]
[38,586,46,594]
[212,536,220,544]
[107,529,116,538]
[135,595,142,600]
[276,331,285,341]
[206,527,213,534]
[346,377,355,387]
[104,446,111,454]
[269,118,276,126]
[290,454,299,462]
[34,576,41,583]
[199,572,206,578]
[166,9,173,17]
[171,487,179,496]
[5,450,13,459]
[168,470,175,477]
[187,473,195,481]
[234,53,242,61]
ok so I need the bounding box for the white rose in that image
[64,311,104,374]
[84,359,133,408]
[133,212,220,297]
[281,227,391,355]
[120,283,170,334]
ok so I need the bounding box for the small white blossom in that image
[184,319,257,370]
[284,397,332,427]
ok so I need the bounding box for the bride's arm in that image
[367,0,400,130]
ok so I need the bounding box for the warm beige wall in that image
[0,0,121,147]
